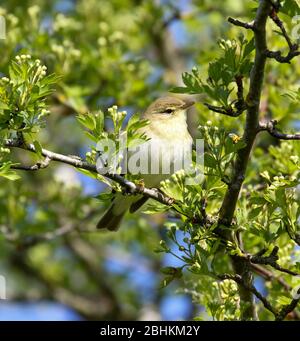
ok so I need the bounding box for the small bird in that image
[97,96,194,231]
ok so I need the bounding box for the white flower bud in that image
[290,155,299,164]
[28,5,40,17]
[127,64,135,72]
[97,37,107,46]
[99,22,109,32]
[7,14,19,25]
[111,31,124,41]
[0,147,10,153]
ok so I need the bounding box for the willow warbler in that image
[97,96,194,231]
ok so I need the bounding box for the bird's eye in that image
[165,109,173,114]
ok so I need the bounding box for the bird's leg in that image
[121,178,145,196]
[135,179,145,191]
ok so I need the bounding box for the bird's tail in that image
[97,193,146,231]
[96,203,126,231]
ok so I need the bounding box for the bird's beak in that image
[181,99,195,109]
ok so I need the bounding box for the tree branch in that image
[265,7,300,63]
[251,264,291,291]
[10,156,51,171]
[0,223,74,248]
[218,272,300,320]
[276,296,300,321]
[228,17,255,30]
[258,120,300,140]
[265,49,300,63]
[204,103,245,117]
[218,0,272,320]
[284,223,300,247]
[219,0,271,225]
[64,236,122,315]
[3,138,175,207]
[0,209,98,248]
[205,76,246,118]
[248,246,299,276]
[269,8,294,49]
[235,75,245,112]
[10,251,122,320]
[252,264,300,320]
[218,273,277,316]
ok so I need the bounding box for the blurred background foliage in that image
[0,0,300,320]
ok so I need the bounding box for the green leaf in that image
[9,61,22,81]
[160,276,174,288]
[96,191,114,203]
[76,168,98,179]
[95,111,104,136]
[0,162,20,181]
[127,114,149,132]
[280,0,300,17]
[161,266,182,278]
[0,172,20,181]
[33,140,43,159]
[0,100,9,110]
[242,38,255,59]
[249,196,266,205]
[77,113,96,131]
[204,153,217,168]
[171,86,191,93]
[248,206,263,220]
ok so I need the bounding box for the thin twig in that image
[0,223,75,248]
[219,272,300,320]
[10,156,51,171]
[248,246,299,276]
[228,17,255,30]
[284,224,300,247]
[218,273,277,316]
[3,138,175,207]
[265,7,300,63]
[204,103,245,117]
[269,8,294,49]
[251,264,291,291]
[267,0,281,12]
[205,75,247,117]
[276,296,300,321]
[252,264,300,319]
[259,120,300,140]
[265,49,300,63]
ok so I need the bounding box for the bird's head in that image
[144,96,195,120]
